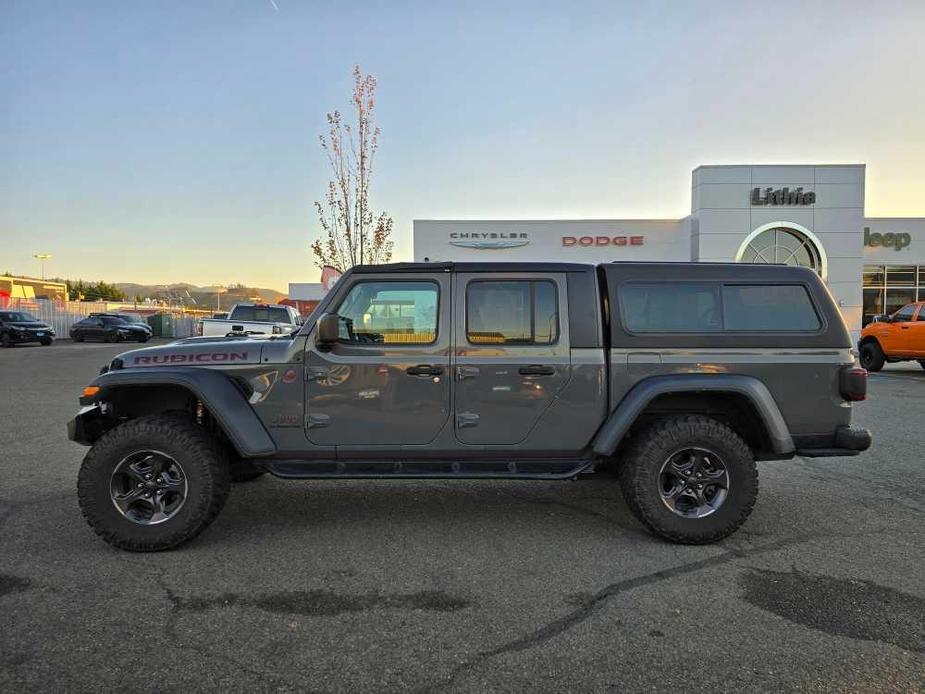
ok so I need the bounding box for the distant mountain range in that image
[114,282,286,309]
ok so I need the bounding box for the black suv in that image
[0,310,55,347]
[70,314,152,343]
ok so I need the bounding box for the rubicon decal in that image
[132,352,249,365]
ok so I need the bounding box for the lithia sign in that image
[750,187,816,205]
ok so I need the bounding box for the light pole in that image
[33,253,52,280]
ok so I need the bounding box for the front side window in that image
[621,283,721,333]
[336,281,438,344]
[892,304,916,322]
[723,285,821,331]
[466,280,558,345]
[0,312,36,322]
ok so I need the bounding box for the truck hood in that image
[111,337,267,369]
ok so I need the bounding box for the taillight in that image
[840,366,868,402]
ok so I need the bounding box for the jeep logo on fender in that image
[562,235,644,247]
[750,187,816,206]
[132,352,249,365]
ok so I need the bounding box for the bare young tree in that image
[311,66,394,271]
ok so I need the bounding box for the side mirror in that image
[316,313,339,344]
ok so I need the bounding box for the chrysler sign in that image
[449,232,529,249]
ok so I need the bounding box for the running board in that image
[262,459,594,480]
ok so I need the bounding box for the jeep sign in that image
[865,227,911,251]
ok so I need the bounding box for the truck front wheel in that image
[77,414,231,551]
[618,415,758,544]
[859,341,885,372]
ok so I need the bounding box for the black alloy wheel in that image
[658,447,730,518]
[110,450,188,525]
[1,333,12,348]
[78,414,231,551]
[618,415,758,544]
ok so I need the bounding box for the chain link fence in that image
[1,298,199,339]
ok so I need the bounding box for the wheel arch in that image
[591,374,794,459]
[70,367,276,457]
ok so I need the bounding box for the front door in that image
[453,272,571,445]
[883,303,918,354]
[304,273,451,447]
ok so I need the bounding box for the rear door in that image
[453,272,570,445]
[304,272,451,447]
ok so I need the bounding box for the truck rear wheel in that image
[77,414,231,551]
[618,415,758,544]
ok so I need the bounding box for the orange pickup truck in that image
[859,301,925,371]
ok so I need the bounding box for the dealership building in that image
[413,164,925,337]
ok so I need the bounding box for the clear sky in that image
[2,0,924,291]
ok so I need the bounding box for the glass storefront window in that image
[863,265,885,287]
[862,288,883,326]
[863,264,923,325]
[885,288,917,315]
[885,266,916,286]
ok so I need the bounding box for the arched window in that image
[736,225,825,277]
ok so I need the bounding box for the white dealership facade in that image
[413,164,925,337]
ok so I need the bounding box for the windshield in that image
[0,312,38,322]
[229,306,292,323]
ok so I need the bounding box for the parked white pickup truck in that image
[198,303,302,337]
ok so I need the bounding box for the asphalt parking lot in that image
[1,340,923,692]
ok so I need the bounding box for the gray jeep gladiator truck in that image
[69,262,871,551]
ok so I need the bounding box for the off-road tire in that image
[77,414,231,551]
[859,341,885,372]
[618,415,758,544]
[230,458,266,483]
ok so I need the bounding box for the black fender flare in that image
[591,374,794,457]
[75,367,276,457]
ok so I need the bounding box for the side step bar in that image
[262,458,594,480]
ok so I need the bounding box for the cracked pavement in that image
[1,340,924,691]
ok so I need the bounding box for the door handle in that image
[900,325,910,330]
[518,365,555,376]
[406,364,444,376]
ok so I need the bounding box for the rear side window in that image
[621,283,721,333]
[621,282,821,333]
[230,306,292,323]
[723,285,821,331]
[466,280,558,344]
